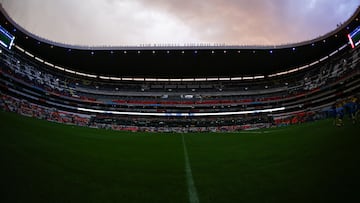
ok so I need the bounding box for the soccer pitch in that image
[0,111,359,203]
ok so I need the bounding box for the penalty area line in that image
[182,135,200,203]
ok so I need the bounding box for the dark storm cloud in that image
[0,0,358,46]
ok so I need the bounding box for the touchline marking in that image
[230,129,288,134]
[182,135,200,203]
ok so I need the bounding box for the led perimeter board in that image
[348,25,360,48]
[0,25,15,49]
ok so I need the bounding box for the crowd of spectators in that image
[273,95,360,127]
[1,47,359,108]
[2,91,358,133]
[0,39,359,132]
[0,93,91,126]
[0,93,273,132]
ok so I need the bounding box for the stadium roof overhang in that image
[1,5,359,78]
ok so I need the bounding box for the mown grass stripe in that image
[182,135,200,203]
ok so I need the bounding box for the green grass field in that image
[0,111,359,203]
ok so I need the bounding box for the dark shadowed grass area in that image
[0,111,359,202]
[185,121,360,202]
[0,111,186,203]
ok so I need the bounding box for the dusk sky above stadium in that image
[1,0,359,46]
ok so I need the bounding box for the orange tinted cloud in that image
[1,0,358,46]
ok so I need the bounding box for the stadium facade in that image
[0,5,359,132]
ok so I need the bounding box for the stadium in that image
[0,2,359,202]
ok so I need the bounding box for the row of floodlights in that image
[29,34,334,56]
[82,49,295,55]
[12,42,348,82]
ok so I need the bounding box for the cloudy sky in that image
[0,0,359,46]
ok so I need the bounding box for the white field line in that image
[182,135,200,203]
[236,131,273,134]
[226,129,288,134]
